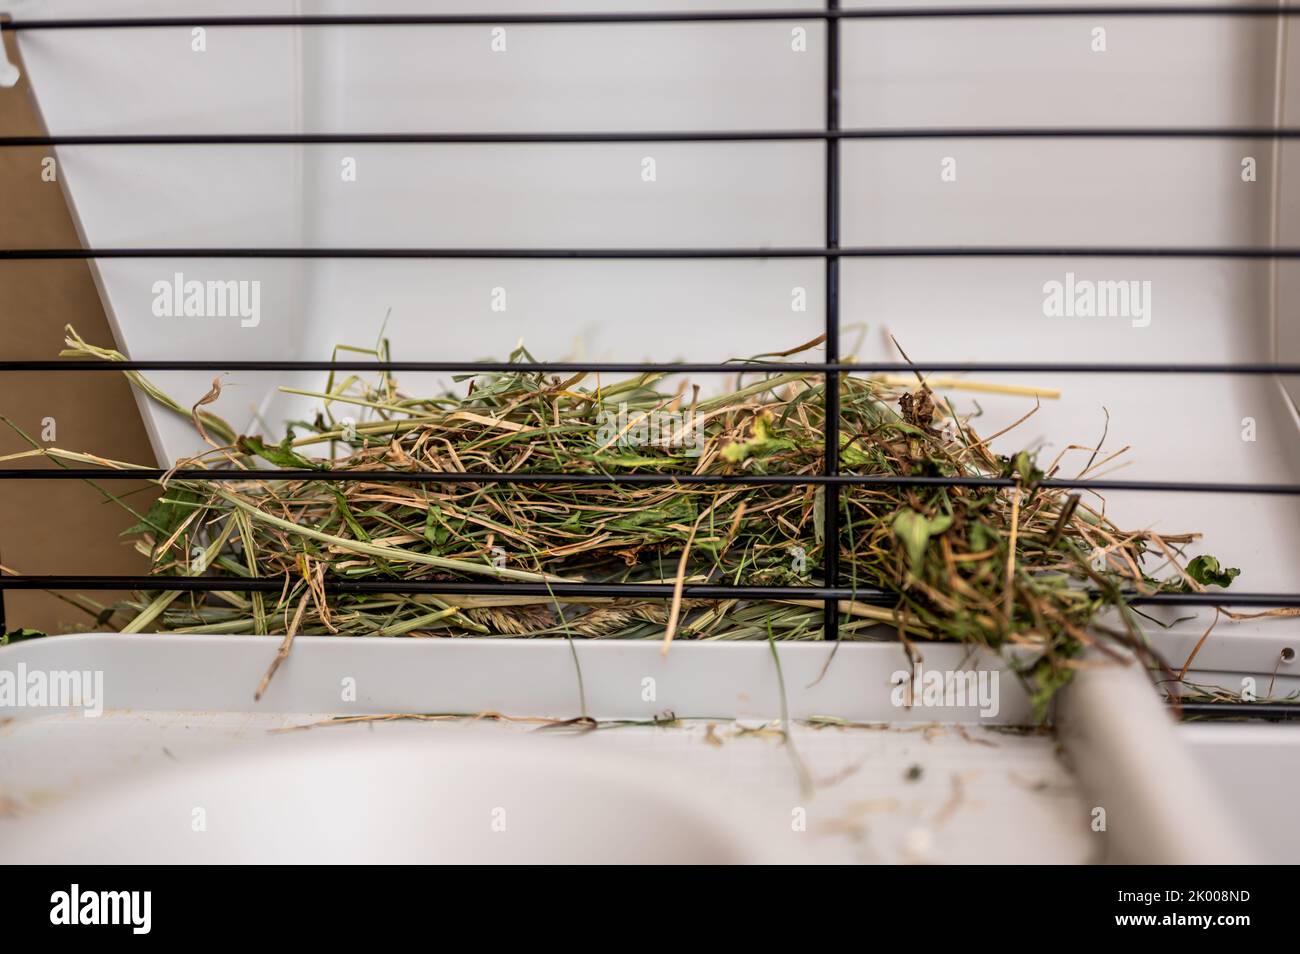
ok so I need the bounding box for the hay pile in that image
[22,327,1241,712]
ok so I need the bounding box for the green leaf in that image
[121,488,202,538]
[1184,554,1241,589]
[611,498,695,532]
[892,509,954,576]
[721,414,793,463]
[1,628,47,645]
[1008,450,1044,487]
[839,433,883,469]
[236,434,320,470]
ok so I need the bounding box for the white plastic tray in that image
[0,632,1270,863]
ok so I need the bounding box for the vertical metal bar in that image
[823,0,842,641]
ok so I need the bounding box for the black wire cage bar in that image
[1,469,1299,496]
[3,359,1299,374]
[2,3,1299,688]
[1,576,1298,608]
[6,4,1300,30]
[12,245,1300,259]
[13,127,1300,147]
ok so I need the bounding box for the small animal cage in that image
[1,0,1299,864]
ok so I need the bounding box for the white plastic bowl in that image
[0,727,801,864]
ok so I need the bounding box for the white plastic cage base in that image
[0,633,1275,863]
[0,708,1096,865]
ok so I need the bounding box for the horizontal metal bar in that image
[2,468,1298,496]
[1131,592,1300,607]
[2,359,1296,375]
[1173,701,1300,720]
[4,576,861,598]
[10,127,1300,146]
[0,575,1293,607]
[8,246,1300,260]
[6,6,1300,30]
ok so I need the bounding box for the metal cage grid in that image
[2,5,1299,682]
